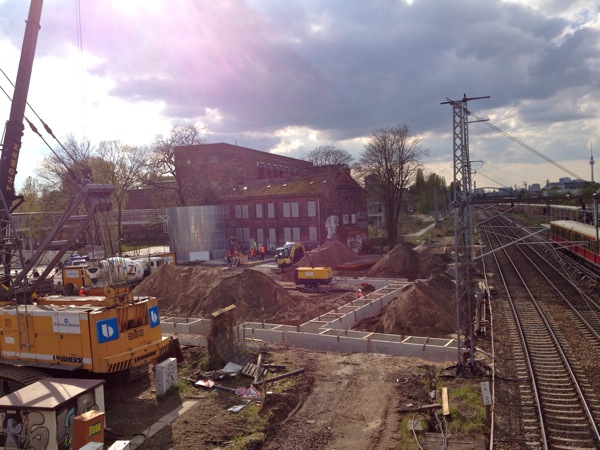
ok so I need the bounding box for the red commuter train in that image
[550,220,600,267]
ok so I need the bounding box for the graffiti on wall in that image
[0,390,98,450]
[325,215,339,240]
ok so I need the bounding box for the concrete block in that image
[155,357,177,396]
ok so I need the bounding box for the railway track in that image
[479,212,600,449]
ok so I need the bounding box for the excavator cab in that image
[275,242,306,269]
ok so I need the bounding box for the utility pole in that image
[441,93,489,371]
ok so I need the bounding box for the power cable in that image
[467,109,584,181]
[0,66,90,185]
[479,161,546,185]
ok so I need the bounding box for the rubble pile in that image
[353,273,457,338]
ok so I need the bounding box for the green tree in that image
[358,124,428,246]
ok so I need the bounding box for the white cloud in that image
[0,0,599,192]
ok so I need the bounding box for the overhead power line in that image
[466,109,584,181]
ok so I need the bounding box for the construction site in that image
[88,230,480,450]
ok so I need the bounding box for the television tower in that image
[591,142,595,183]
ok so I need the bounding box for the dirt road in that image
[104,343,446,449]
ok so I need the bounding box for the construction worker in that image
[260,245,265,260]
[226,249,231,265]
[357,289,364,299]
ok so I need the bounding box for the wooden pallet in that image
[241,362,267,379]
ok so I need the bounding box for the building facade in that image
[222,166,368,253]
[124,143,368,259]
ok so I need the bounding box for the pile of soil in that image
[353,273,457,338]
[134,265,295,319]
[296,241,361,269]
[133,264,353,325]
[368,242,448,280]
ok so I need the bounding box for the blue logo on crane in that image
[148,305,160,328]
[96,318,119,343]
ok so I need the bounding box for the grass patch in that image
[443,383,487,436]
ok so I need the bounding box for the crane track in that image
[0,363,48,394]
[480,212,600,449]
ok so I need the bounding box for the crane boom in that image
[0,0,44,208]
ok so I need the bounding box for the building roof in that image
[176,143,314,168]
[227,170,360,199]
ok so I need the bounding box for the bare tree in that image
[96,141,149,255]
[143,124,206,206]
[306,145,354,166]
[36,134,97,210]
[358,124,428,245]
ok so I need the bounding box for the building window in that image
[292,227,300,241]
[343,214,349,224]
[268,228,276,251]
[257,228,264,246]
[351,213,356,224]
[235,205,249,219]
[291,202,299,218]
[243,228,250,242]
[235,228,243,242]
[256,204,263,219]
[284,227,292,242]
[268,203,275,218]
[309,226,317,241]
[307,201,316,217]
[283,202,291,218]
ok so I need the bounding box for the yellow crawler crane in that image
[0,1,172,393]
[0,287,170,376]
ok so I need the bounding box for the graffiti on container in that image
[1,410,49,450]
[0,390,99,450]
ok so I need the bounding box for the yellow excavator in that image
[275,242,306,271]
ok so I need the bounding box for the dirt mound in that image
[353,273,456,338]
[296,241,360,269]
[368,242,449,280]
[133,264,352,324]
[133,264,235,314]
[368,242,420,279]
[183,269,296,321]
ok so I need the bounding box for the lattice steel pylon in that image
[442,94,489,370]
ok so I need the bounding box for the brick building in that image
[223,165,368,253]
[124,143,368,257]
[174,143,314,182]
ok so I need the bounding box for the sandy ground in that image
[102,235,478,449]
[104,343,451,450]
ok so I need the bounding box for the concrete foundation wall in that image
[235,322,456,363]
[161,282,457,363]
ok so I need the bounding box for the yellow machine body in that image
[0,295,170,373]
[294,267,333,287]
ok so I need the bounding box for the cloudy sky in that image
[0,0,599,192]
